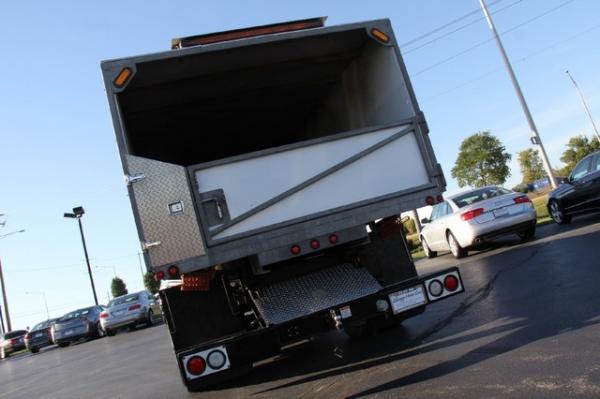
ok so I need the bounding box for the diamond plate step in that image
[252,264,382,326]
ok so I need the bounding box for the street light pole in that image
[64,207,98,306]
[479,0,557,189]
[25,291,50,320]
[0,229,25,332]
[565,70,600,143]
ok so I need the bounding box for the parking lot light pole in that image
[25,291,50,320]
[64,207,98,306]
[565,70,600,143]
[0,229,26,332]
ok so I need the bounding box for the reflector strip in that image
[370,28,390,43]
[113,67,132,88]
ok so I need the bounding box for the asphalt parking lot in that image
[2,215,600,398]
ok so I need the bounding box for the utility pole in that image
[565,70,600,143]
[0,229,25,332]
[479,0,557,189]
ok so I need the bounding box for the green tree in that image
[451,131,512,188]
[111,277,128,298]
[143,272,160,295]
[517,148,546,183]
[558,135,600,176]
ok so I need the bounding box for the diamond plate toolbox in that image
[127,155,206,267]
[252,263,382,325]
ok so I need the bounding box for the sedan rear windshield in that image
[4,330,27,339]
[60,308,93,321]
[453,187,511,208]
[108,294,140,307]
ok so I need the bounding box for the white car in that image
[420,186,537,258]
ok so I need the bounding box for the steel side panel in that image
[207,130,428,239]
[126,155,206,266]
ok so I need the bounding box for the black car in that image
[548,150,600,224]
[0,330,28,359]
[52,305,106,347]
[24,318,58,353]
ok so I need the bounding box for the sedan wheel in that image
[421,237,437,259]
[447,232,467,259]
[549,200,571,225]
[145,310,155,328]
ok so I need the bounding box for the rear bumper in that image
[101,311,146,330]
[177,267,463,390]
[2,343,26,354]
[25,336,53,350]
[455,208,536,248]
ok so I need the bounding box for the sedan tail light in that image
[100,311,109,319]
[129,304,141,311]
[461,208,484,221]
[10,338,17,345]
[513,195,531,204]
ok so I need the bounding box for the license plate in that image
[114,310,125,316]
[65,329,74,336]
[388,286,427,314]
[493,207,508,217]
[35,332,43,338]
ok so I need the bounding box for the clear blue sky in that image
[1,0,599,330]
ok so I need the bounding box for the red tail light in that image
[310,239,320,250]
[10,338,17,345]
[186,356,207,375]
[425,196,435,206]
[100,311,109,319]
[291,245,301,255]
[461,208,484,221]
[513,195,531,204]
[329,234,339,244]
[155,271,165,281]
[444,275,459,292]
[168,265,179,277]
[129,304,141,311]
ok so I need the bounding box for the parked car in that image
[0,330,28,359]
[547,150,600,224]
[24,318,58,354]
[420,186,537,258]
[51,305,106,347]
[100,291,162,336]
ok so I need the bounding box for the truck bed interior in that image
[117,27,415,166]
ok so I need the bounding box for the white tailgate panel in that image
[194,127,430,239]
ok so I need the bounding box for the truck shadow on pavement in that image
[212,217,600,396]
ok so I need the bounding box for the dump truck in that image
[101,17,464,391]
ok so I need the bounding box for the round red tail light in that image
[310,239,320,250]
[444,275,459,292]
[291,245,301,255]
[186,356,206,375]
[426,196,435,206]
[168,265,179,277]
[155,271,165,281]
[329,234,338,244]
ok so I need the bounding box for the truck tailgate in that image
[193,123,430,243]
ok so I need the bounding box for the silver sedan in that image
[420,186,537,258]
[100,291,162,336]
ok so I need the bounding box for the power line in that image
[399,0,504,48]
[412,0,577,77]
[420,21,600,104]
[402,0,524,55]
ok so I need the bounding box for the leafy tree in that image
[143,272,160,295]
[558,135,600,176]
[111,277,128,298]
[451,131,512,188]
[517,148,546,183]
